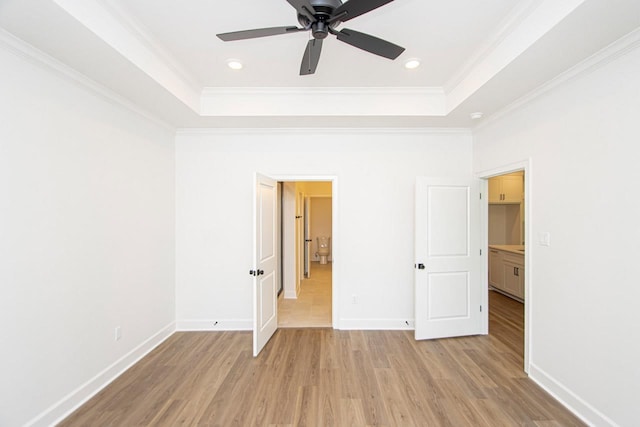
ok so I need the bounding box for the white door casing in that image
[253,174,278,356]
[415,177,483,340]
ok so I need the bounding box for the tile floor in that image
[278,262,332,327]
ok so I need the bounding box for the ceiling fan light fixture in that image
[404,58,421,69]
[227,59,244,70]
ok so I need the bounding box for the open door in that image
[252,174,278,356]
[304,196,311,278]
[415,177,483,340]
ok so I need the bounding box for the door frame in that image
[262,173,339,329]
[477,159,531,373]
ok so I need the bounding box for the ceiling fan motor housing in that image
[297,0,342,39]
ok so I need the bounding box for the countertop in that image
[489,244,525,255]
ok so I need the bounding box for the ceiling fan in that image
[216,0,405,75]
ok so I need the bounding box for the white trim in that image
[529,363,619,427]
[476,159,532,374]
[94,0,201,93]
[52,0,201,111]
[283,291,298,299]
[444,0,543,92]
[479,177,489,335]
[175,127,472,136]
[26,322,176,427]
[176,319,252,331]
[200,87,446,117]
[339,318,415,330]
[0,28,175,132]
[446,0,586,112]
[476,27,640,132]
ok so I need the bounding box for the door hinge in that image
[480,249,482,256]
[480,193,482,200]
[480,305,482,312]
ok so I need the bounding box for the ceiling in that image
[1,0,639,128]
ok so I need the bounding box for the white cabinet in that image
[501,254,524,299]
[488,248,524,301]
[489,249,503,288]
[489,174,523,204]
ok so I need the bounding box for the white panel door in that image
[415,177,483,340]
[253,174,278,356]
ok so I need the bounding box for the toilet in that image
[316,236,331,264]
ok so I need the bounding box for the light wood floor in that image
[60,291,584,426]
[278,262,332,328]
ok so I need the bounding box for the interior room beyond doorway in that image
[487,170,526,369]
[279,180,333,328]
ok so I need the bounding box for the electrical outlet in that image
[114,326,122,341]
[351,295,357,304]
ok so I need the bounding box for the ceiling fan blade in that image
[217,26,303,41]
[300,39,323,75]
[286,0,317,21]
[336,28,404,59]
[332,0,395,23]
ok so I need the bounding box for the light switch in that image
[538,232,551,246]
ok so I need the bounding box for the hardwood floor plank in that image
[60,291,584,427]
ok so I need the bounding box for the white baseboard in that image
[339,318,415,330]
[283,291,298,299]
[529,363,618,427]
[176,319,252,331]
[27,321,176,427]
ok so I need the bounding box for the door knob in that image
[258,269,264,276]
[417,263,426,270]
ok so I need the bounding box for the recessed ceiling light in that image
[227,59,243,70]
[470,112,484,120]
[404,59,421,69]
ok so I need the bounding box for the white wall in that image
[488,204,521,245]
[473,44,640,426]
[282,182,297,298]
[175,130,472,330]
[0,46,176,426]
[310,197,332,262]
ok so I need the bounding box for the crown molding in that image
[0,28,175,132]
[52,0,201,112]
[175,127,471,136]
[200,87,446,117]
[445,0,587,112]
[443,0,543,94]
[94,0,202,93]
[475,27,640,132]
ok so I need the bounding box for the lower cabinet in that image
[489,249,524,300]
[489,250,503,288]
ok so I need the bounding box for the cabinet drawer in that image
[502,252,524,267]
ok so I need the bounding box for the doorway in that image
[259,177,336,330]
[278,181,333,328]
[481,163,530,371]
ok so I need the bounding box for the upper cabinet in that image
[489,174,523,204]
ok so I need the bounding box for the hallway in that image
[278,262,332,328]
